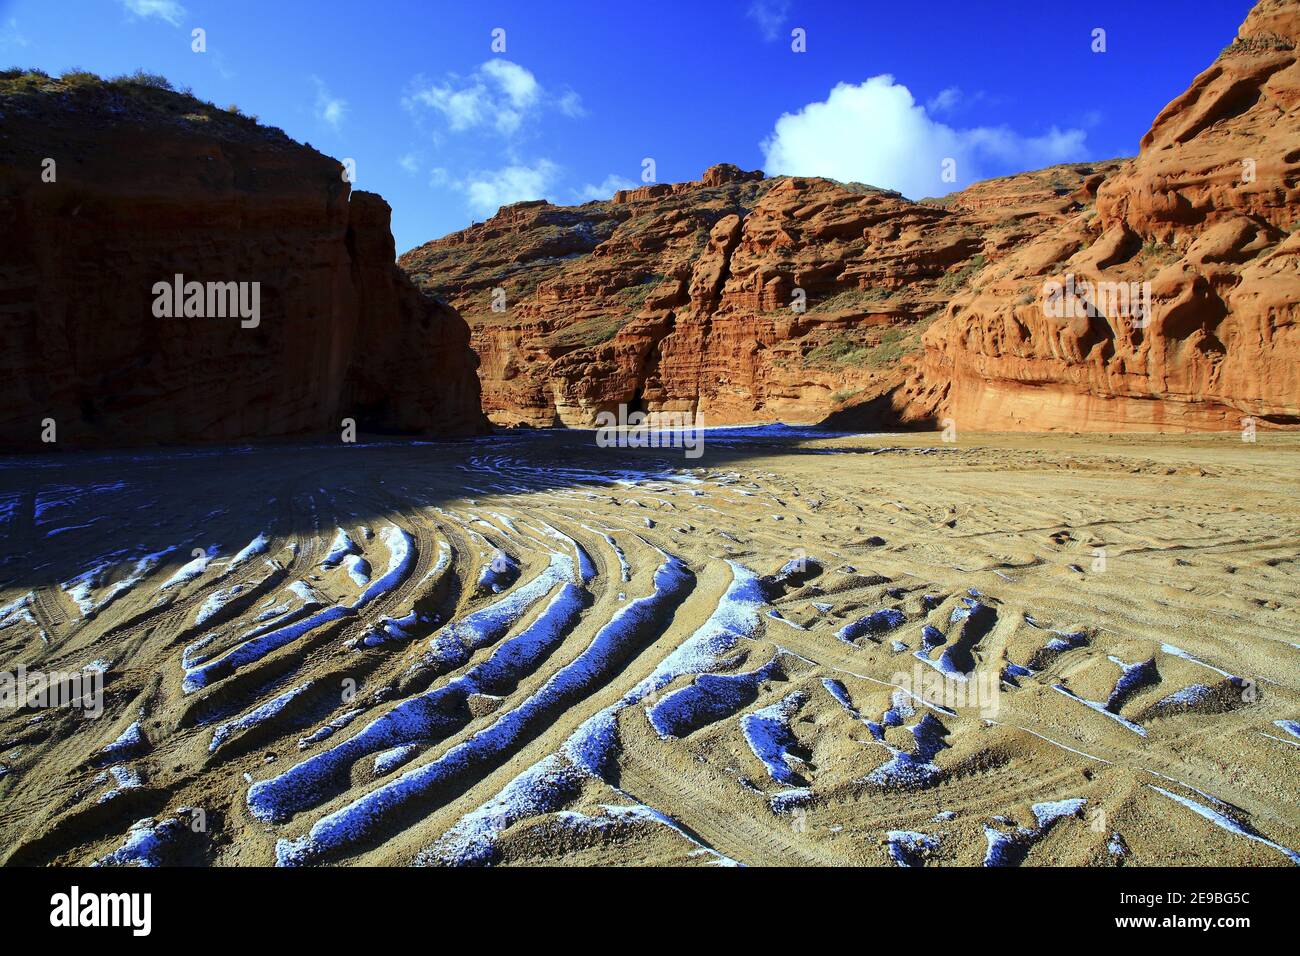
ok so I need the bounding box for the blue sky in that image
[0,0,1255,253]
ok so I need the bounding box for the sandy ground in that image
[0,427,1296,867]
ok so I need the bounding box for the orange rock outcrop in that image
[914,0,1300,431]
[401,162,1109,428]
[403,0,1297,434]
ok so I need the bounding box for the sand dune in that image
[0,428,1296,866]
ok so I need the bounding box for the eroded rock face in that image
[0,74,485,448]
[915,0,1300,432]
[401,162,1108,428]
[403,1,1296,435]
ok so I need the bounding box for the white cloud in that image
[312,77,348,131]
[573,174,637,203]
[926,86,962,114]
[211,51,236,80]
[405,60,582,136]
[481,59,539,110]
[761,74,1087,198]
[746,0,791,42]
[0,18,28,48]
[926,87,998,116]
[398,153,420,174]
[427,157,623,217]
[461,159,560,217]
[120,0,186,27]
[556,89,586,118]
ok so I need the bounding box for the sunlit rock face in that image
[915,0,1300,433]
[407,0,1298,435]
[400,160,1114,430]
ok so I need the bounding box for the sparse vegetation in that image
[864,326,912,367]
[539,314,623,349]
[936,253,986,293]
[805,335,870,366]
[110,69,174,90]
[616,273,665,310]
[805,318,934,371]
[1221,32,1293,56]
[1141,239,1180,262]
[0,67,279,140]
[58,68,100,87]
[807,286,891,314]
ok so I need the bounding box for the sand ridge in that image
[0,428,1296,866]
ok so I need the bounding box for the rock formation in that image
[913,0,1300,432]
[401,162,1110,428]
[403,0,1297,434]
[0,70,485,448]
[6,0,1293,445]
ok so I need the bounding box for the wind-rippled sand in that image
[0,428,1296,867]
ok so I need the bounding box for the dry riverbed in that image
[0,427,1296,867]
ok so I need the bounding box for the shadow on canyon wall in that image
[816,391,939,433]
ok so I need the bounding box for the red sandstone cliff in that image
[0,70,485,448]
[402,0,1297,434]
[914,0,1300,431]
[401,161,1111,427]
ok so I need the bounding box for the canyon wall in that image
[0,71,485,448]
[401,162,1110,428]
[403,0,1297,434]
[913,0,1299,432]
